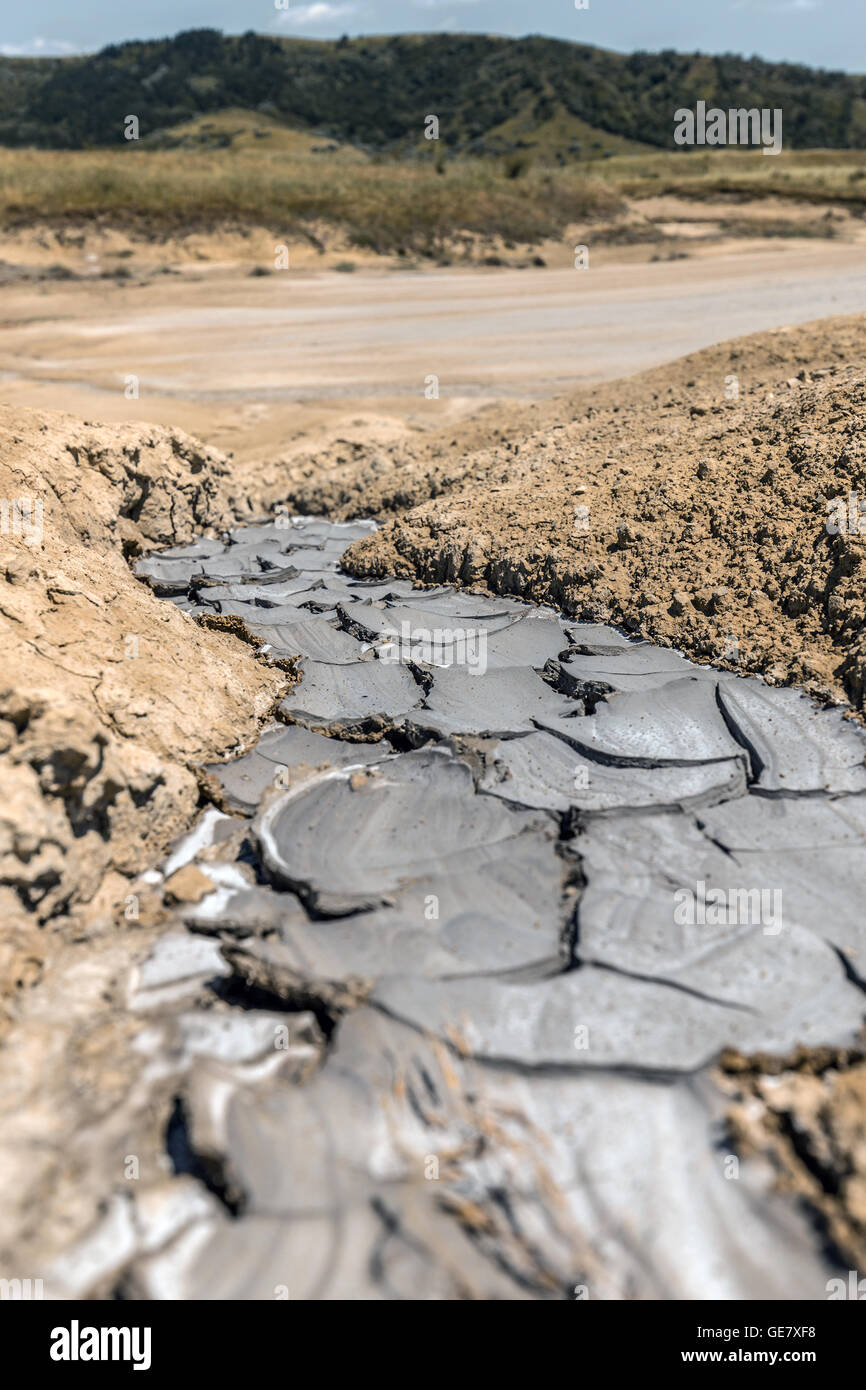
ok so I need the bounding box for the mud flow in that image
[33,514,866,1299]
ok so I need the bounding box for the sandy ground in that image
[2,239,866,466]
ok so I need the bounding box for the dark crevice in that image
[691,815,740,860]
[404,1080,435,1128]
[535,718,740,772]
[775,1109,842,1199]
[165,1095,247,1218]
[556,845,586,969]
[120,477,153,525]
[831,943,866,996]
[367,1196,442,1298]
[209,969,341,1041]
[382,725,419,752]
[540,657,611,712]
[588,959,757,1013]
[369,999,715,1082]
[448,1185,572,1297]
[277,710,406,742]
[406,661,435,695]
[416,1063,441,1106]
[435,954,568,986]
[750,785,866,801]
[714,684,763,785]
[334,606,379,643]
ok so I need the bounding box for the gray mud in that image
[45,516,866,1300]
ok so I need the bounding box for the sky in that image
[1,0,864,73]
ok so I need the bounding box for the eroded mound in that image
[0,407,287,1014]
[278,314,866,711]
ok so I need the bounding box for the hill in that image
[1,29,866,155]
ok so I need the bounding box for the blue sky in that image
[2,0,863,72]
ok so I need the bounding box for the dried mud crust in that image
[719,1040,866,1274]
[277,313,866,712]
[22,514,866,1299]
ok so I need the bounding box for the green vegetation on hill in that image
[1,29,865,155]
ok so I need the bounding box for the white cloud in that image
[274,3,359,26]
[0,37,80,57]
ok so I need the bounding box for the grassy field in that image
[1,112,864,258]
[590,146,866,204]
[0,114,622,255]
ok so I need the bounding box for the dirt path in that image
[2,242,865,462]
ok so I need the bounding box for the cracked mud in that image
[38,516,866,1299]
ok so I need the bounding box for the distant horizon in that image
[4,0,865,73]
[2,27,863,80]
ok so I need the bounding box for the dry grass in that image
[1,114,862,257]
[589,147,866,206]
[0,114,622,255]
